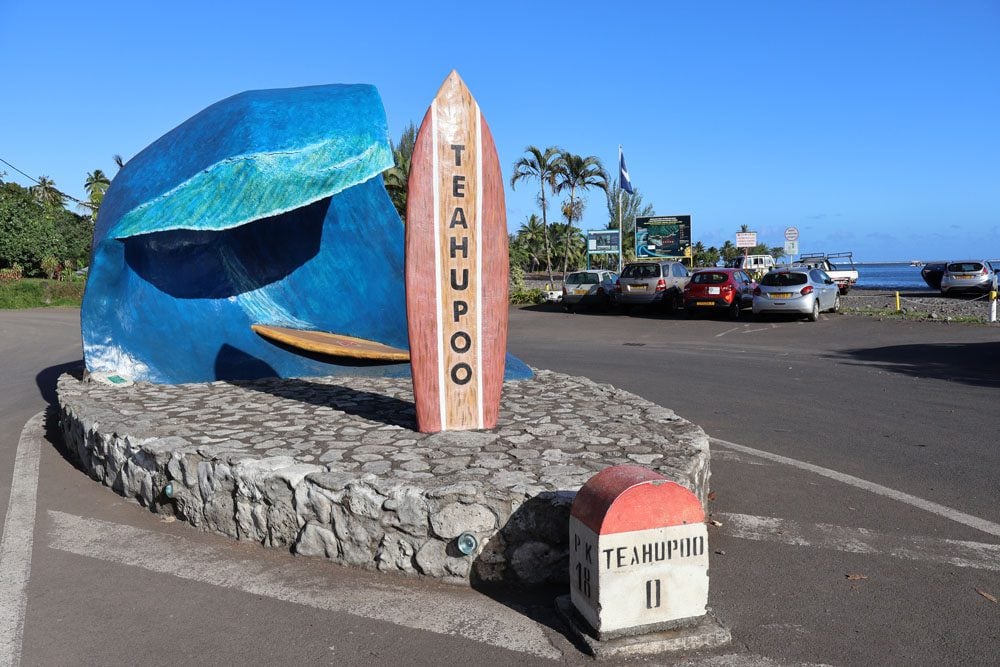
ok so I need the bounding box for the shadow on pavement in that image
[834,341,1000,387]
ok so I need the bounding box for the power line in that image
[0,156,87,205]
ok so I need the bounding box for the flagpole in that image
[617,145,623,273]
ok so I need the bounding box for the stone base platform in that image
[57,369,710,586]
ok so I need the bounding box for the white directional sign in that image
[735,232,757,249]
[784,240,799,255]
[784,227,799,242]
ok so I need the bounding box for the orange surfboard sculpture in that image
[405,71,508,433]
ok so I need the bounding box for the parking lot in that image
[508,304,1000,664]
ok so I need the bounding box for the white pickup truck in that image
[793,252,858,294]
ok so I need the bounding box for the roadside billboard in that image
[635,215,691,259]
[587,229,620,255]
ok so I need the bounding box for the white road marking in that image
[0,413,44,666]
[46,511,561,660]
[715,327,740,338]
[717,513,1000,571]
[710,437,1000,539]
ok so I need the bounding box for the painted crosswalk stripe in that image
[46,511,561,659]
[710,437,1000,539]
[718,512,1000,571]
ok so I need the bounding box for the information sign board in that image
[587,229,620,255]
[735,232,757,248]
[635,215,691,259]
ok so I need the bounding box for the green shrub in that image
[509,288,544,305]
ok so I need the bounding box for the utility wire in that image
[0,156,87,205]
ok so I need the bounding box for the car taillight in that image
[614,279,621,293]
[800,285,814,295]
[983,267,989,276]
[753,287,761,296]
[683,283,692,293]
[655,278,666,292]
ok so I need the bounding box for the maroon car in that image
[683,268,755,319]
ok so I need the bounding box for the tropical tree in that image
[548,221,587,272]
[605,181,654,265]
[382,122,416,222]
[30,176,64,207]
[82,169,111,222]
[720,239,740,265]
[552,152,608,277]
[515,214,547,272]
[510,146,560,282]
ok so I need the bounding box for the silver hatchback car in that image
[940,261,996,295]
[752,268,840,321]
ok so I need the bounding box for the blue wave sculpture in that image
[82,84,530,384]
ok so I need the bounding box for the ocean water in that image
[854,262,929,290]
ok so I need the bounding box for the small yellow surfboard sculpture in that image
[251,324,410,362]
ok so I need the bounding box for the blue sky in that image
[1,0,997,261]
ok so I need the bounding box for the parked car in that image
[683,268,755,319]
[919,261,947,290]
[752,267,840,321]
[940,260,996,295]
[561,270,618,312]
[792,252,858,294]
[614,261,690,313]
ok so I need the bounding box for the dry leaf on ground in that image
[846,573,868,580]
[975,588,998,604]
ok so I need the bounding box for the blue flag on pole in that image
[619,148,634,194]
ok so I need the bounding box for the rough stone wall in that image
[57,371,710,587]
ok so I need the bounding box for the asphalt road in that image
[1,306,998,665]
[508,304,1000,665]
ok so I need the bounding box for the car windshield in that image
[622,264,660,279]
[692,272,728,284]
[761,272,808,286]
[947,262,983,273]
[566,272,600,285]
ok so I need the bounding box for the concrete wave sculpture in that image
[82,83,530,384]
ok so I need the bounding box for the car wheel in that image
[808,299,820,322]
[728,300,741,320]
[831,294,841,313]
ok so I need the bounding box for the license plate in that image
[958,275,973,280]
[771,292,792,299]
[575,287,589,294]
[696,301,714,306]
[629,284,646,290]
[708,287,720,295]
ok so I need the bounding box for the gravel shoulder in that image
[841,288,997,323]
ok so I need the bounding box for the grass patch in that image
[0,278,86,309]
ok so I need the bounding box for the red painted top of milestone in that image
[571,464,705,535]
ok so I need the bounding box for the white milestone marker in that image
[569,465,709,638]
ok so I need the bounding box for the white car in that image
[752,268,840,321]
[562,270,618,312]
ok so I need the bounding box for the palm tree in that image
[382,123,416,222]
[549,221,587,271]
[552,152,608,277]
[81,169,112,222]
[30,176,64,207]
[516,214,547,272]
[510,146,560,282]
